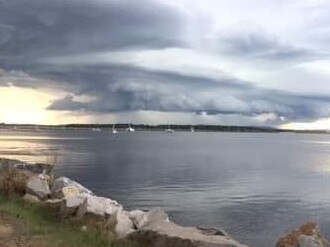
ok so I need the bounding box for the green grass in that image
[0,196,135,247]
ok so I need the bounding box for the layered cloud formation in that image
[1,0,330,127]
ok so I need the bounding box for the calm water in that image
[1,130,330,246]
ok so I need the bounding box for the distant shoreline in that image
[0,123,328,134]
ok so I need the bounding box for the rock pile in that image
[0,158,248,247]
[7,158,330,247]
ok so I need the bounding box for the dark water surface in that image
[1,130,330,246]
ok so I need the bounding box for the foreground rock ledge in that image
[5,158,330,247]
[128,220,247,247]
[128,208,248,247]
[7,158,330,247]
[0,158,249,247]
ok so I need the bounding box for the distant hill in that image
[1,123,328,134]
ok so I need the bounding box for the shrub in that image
[0,169,34,196]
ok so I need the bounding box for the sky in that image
[0,0,330,129]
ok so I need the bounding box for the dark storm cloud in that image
[41,63,330,122]
[0,0,186,69]
[241,90,330,121]
[219,32,321,61]
[0,0,330,124]
[48,94,85,111]
[44,64,250,112]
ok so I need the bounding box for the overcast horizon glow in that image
[1,0,330,129]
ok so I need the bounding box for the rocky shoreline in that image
[0,158,329,247]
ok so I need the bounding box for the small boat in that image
[92,127,101,132]
[125,124,135,132]
[164,126,174,133]
[112,125,118,134]
[190,126,195,132]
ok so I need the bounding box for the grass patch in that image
[0,196,136,247]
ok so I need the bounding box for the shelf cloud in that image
[1,0,330,127]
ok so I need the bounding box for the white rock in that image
[61,186,81,198]
[66,195,85,208]
[77,195,122,219]
[51,177,93,198]
[129,210,147,229]
[115,209,135,238]
[23,193,40,203]
[26,174,51,200]
[60,193,88,217]
[136,208,169,228]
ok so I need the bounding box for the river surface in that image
[1,129,330,246]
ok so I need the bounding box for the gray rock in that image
[296,235,322,247]
[60,186,81,198]
[128,220,248,247]
[51,177,93,199]
[60,194,87,217]
[127,208,246,247]
[77,194,122,219]
[26,174,51,200]
[129,209,147,229]
[131,207,168,229]
[115,209,135,238]
[23,193,40,203]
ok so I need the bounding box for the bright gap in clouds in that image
[281,118,330,131]
[0,87,91,125]
[0,87,57,124]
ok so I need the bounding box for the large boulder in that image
[76,195,123,234]
[61,186,81,198]
[77,194,122,219]
[51,177,93,199]
[129,209,147,228]
[127,208,247,247]
[128,221,248,247]
[60,193,87,218]
[26,174,51,200]
[115,209,135,238]
[276,222,330,247]
[129,208,168,229]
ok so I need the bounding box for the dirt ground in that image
[0,211,48,247]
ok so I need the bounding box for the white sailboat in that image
[112,125,118,134]
[164,125,174,133]
[125,124,135,132]
[190,126,195,132]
